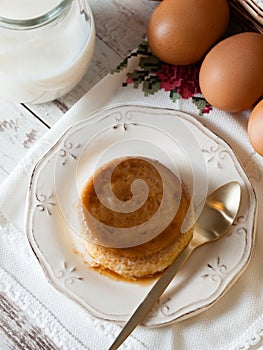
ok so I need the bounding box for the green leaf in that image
[142,76,161,96]
[192,97,208,115]
[139,56,162,74]
[169,90,181,102]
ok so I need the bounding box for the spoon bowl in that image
[191,180,242,245]
[109,181,241,350]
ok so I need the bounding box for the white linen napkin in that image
[1,41,263,350]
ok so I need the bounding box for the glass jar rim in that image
[0,0,72,30]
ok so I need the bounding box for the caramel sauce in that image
[89,264,160,285]
[73,248,159,285]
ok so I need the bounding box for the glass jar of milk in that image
[0,0,95,103]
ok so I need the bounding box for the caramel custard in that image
[77,156,193,281]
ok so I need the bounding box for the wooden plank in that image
[0,100,48,183]
[88,0,156,57]
[0,292,57,350]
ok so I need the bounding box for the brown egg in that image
[147,0,229,65]
[248,99,263,156]
[199,32,263,113]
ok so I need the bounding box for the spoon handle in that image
[108,245,194,350]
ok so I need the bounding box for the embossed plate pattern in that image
[26,105,257,327]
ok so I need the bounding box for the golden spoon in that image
[109,181,241,350]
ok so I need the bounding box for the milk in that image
[0,0,95,103]
[0,0,62,19]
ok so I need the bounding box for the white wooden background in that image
[0,0,158,184]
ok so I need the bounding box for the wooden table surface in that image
[0,1,157,349]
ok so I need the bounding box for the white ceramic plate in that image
[26,105,257,327]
